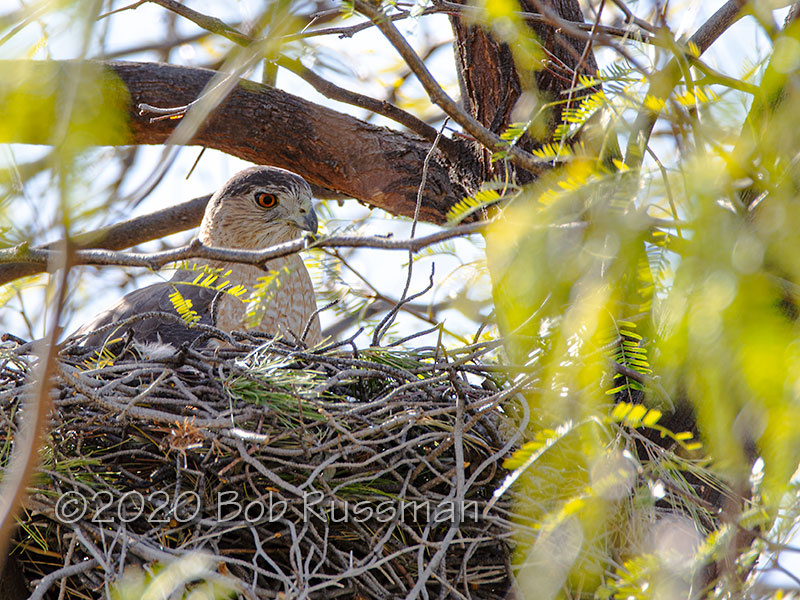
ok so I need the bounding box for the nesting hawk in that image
[72,166,322,348]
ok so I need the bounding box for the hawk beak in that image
[295,209,318,235]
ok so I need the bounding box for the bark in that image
[450,0,598,182]
[0,0,595,286]
[0,60,477,224]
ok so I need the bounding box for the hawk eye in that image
[255,192,278,208]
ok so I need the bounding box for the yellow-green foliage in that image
[184,265,249,299]
[0,61,130,151]
[447,188,503,224]
[168,289,201,326]
[244,265,290,329]
[485,12,800,599]
[110,554,236,600]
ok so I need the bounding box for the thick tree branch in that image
[148,0,539,175]
[140,0,460,157]
[449,0,599,183]
[0,60,475,223]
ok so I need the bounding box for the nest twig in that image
[0,329,530,600]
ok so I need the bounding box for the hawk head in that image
[199,166,318,248]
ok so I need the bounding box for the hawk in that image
[71,166,322,349]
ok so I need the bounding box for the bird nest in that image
[0,330,527,599]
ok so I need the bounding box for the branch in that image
[288,9,423,40]
[607,0,656,33]
[624,0,748,168]
[295,4,654,44]
[438,1,654,40]
[142,0,459,156]
[0,60,472,223]
[0,223,488,271]
[0,179,680,292]
[0,193,211,286]
[448,0,601,184]
[353,0,546,177]
[144,0,250,46]
[276,56,461,156]
[102,28,219,60]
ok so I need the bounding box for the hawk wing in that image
[69,277,220,348]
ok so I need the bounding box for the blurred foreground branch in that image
[0,60,476,223]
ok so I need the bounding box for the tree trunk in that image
[449,0,598,183]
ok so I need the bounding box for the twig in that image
[101,27,216,59]
[299,3,655,45]
[0,222,489,271]
[28,558,100,600]
[288,8,428,40]
[624,0,748,168]
[144,0,250,45]
[373,119,448,346]
[97,1,145,20]
[300,299,338,344]
[373,266,436,347]
[354,0,545,176]
[608,0,655,32]
[0,243,71,568]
